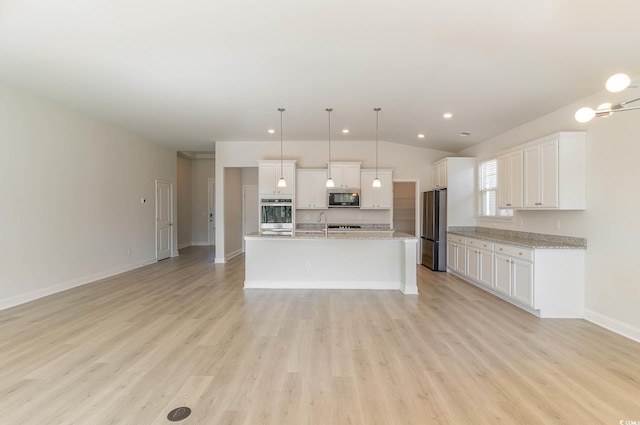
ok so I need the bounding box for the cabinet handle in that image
[519,252,522,256]
[506,203,511,206]
[499,248,503,251]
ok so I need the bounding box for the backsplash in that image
[296,208,390,225]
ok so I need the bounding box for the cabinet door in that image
[455,243,466,275]
[498,151,523,209]
[446,242,456,270]
[478,248,494,288]
[466,248,479,281]
[296,170,312,208]
[494,253,512,296]
[433,161,447,189]
[523,146,541,208]
[277,163,296,195]
[311,170,328,208]
[344,164,361,188]
[259,162,277,195]
[540,140,559,208]
[374,171,393,208]
[512,258,534,307]
[360,171,376,208]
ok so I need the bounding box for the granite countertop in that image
[245,231,416,240]
[447,227,587,249]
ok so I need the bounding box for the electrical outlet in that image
[556,220,561,229]
[305,261,311,271]
[127,249,132,256]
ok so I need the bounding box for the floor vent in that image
[167,407,192,422]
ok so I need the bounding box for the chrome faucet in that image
[317,212,328,237]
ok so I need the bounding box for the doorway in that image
[156,179,174,261]
[243,185,259,251]
[393,181,418,236]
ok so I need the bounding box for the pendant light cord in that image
[278,108,285,178]
[374,107,381,179]
[326,108,332,178]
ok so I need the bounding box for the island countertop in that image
[244,231,416,241]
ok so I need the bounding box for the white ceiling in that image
[1,0,640,153]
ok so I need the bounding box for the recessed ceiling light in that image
[342,129,350,134]
[459,132,471,137]
[417,134,425,138]
[268,129,275,134]
[443,113,453,119]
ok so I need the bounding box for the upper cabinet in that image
[431,157,476,227]
[497,150,523,209]
[329,162,361,189]
[432,159,448,189]
[360,170,393,209]
[296,169,328,209]
[522,132,586,210]
[258,160,296,196]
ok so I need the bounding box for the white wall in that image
[0,82,177,309]
[459,89,640,340]
[176,156,192,248]
[190,159,215,245]
[215,140,452,263]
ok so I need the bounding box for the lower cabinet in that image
[447,233,585,318]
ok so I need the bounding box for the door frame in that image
[208,178,215,246]
[393,178,420,264]
[242,184,259,251]
[155,179,175,260]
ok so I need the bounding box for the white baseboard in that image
[225,249,243,261]
[0,258,157,311]
[244,280,401,291]
[584,308,640,344]
[178,242,191,249]
[191,242,212,246]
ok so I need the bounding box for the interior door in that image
[208,178,215,246]
[156,180,172,261]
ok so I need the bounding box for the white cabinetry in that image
[497,150,523,209]
[521,132,585,210]
[360,170,393,209]
[447,232,585,318]
[432,159,447,189]
[329,162,361,189]
[446,234,467,275]
[258,160,296,196]
[431,157,476,227]
[296,169,327,209]
[465,237,494,288]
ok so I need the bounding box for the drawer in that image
[447,234,465,244]
[466,237,494,251]
[494,243,534,262]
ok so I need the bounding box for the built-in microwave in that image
[328,190,360,208]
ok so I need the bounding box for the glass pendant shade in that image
[326,177,335,188]
[278,108,286,187]
[606,73,631,93]
[372,178,381,188]
[278,177,287,187]
[575,107,595,123]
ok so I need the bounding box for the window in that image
[477,158,512,218]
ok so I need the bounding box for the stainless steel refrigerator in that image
[421,189,447,271]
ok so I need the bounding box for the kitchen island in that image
[243,231,419,294]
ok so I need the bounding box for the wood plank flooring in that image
[1,246,639,424]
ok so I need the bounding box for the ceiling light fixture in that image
[373,108,382,188]
[342,129,349,134]
[325,108,335,188]
[575,73,640,123]
[268,129,275,134]
[277,108,286,187]
[418,134,425,138]
[443,113,453,119]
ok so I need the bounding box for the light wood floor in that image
[1,247,639,425]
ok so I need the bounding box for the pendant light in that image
[277,108,287,187]
[325,108,335,188]
[373,107,382,188]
